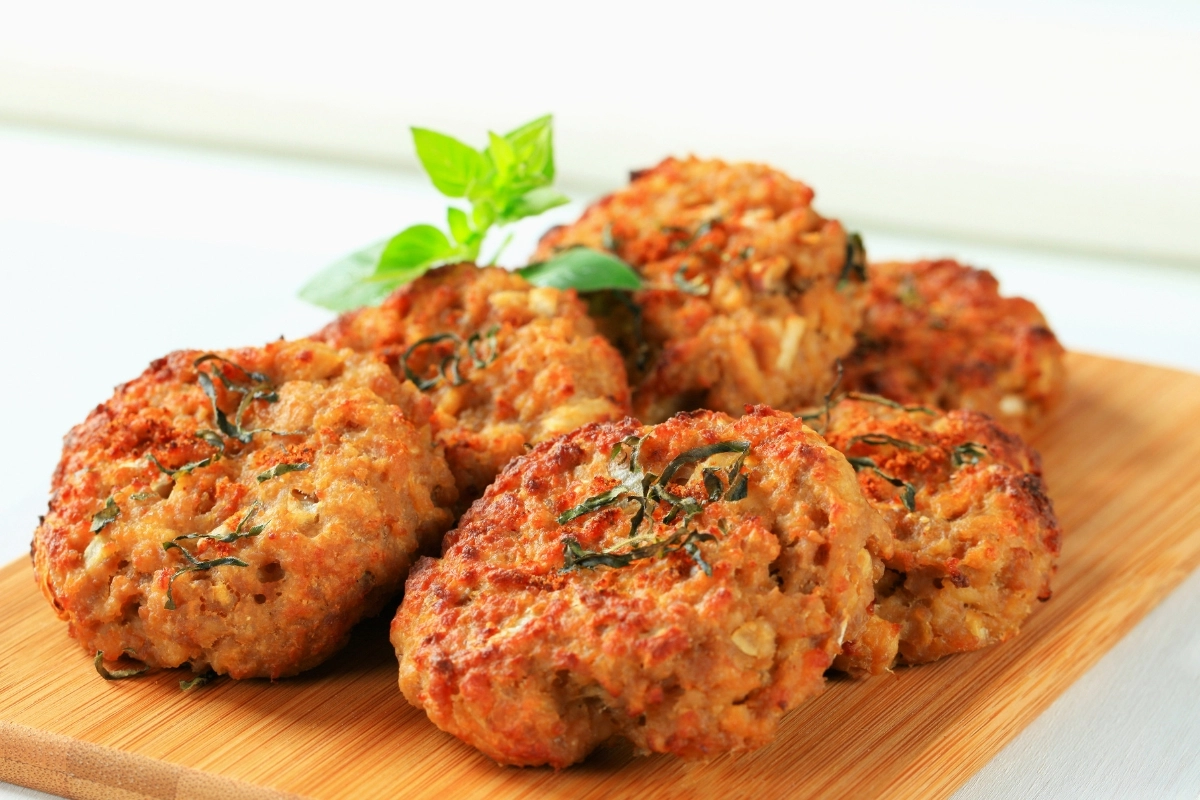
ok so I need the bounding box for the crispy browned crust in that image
[533,156,866,423]
[391,407,885,767]
[31,340,457,679]
[314,263,631,506]
[823,399,1061,671]
[841,259,1066,435]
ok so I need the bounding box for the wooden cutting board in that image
[3,352,1199,800]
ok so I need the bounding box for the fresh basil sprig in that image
[299,114,641,311]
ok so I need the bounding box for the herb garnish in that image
[180,671,217,691]
[193,355,293,444]
[90,497,120,534]
[256,462,311,483]
[299,115,641,311]
[952,442,988,468]
[847,433,926,452]
[94,651,149,681]
[562,526,716,576]
[846,456,918,512]
[844,392,937,416]
[838,231,867,286]
[171,504,266,545]
[557,437,750,574]
[161,505,264,611]
[401,325,500,391]
[146,432,226,477]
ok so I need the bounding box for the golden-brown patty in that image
[314,263,631,506]
[818,398,1061,671]
[534,156,867,423]
[32,339,456,680]
[391,407,885,767]
[841,259,1066,434]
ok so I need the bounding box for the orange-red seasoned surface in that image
[392,408,886,767]
[842,259,1066,434]
[32,339,456,680]
[535,156,866,423]
[315,263,630,506]
[820,398,1061,671]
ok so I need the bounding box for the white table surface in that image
[1,123,1198,799]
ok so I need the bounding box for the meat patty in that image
[314,263,631,506]
[534,156,867,423]
[841,259,1066,435]
[391,407,886,767]
[32,339,457,680]
[815,397,1061,672]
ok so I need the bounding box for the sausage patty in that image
[391,407,885,767]
[534,156,867,423]
[32,339,456,680]
[816,397,1061,671]
[841,259,1066,434]
[314,263,631,506]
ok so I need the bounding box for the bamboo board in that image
[3,352,1200,800]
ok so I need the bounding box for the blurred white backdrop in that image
[2,0,1198,263]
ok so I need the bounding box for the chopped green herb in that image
[847,433,926,452]
[161,544,249,611]
[556,437,750,573]
[90,497,120,534]
[838,231,867,286]
[952,442,989,468]
[401,327,501,391]
[180,670,218,691]
[256,462,311,483]
[94,651,149,681]
[172,504,266,545]
[561,526,716,576]
[193,355,294,444]
[847,456,917,511]
[796,361,845,435]
[844,392,937,415]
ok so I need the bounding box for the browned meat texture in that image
[314,263,631,506]
[533,156,867,423]
[32,340,457,680]
[819,398,1061,671]
[841,259,1066,435]
[392,408,886,767]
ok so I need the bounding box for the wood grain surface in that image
[2,353,1199,800]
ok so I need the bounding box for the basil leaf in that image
[446,207,472,247]
[504,187,570,222]
[411,128,484,198]
[486,131,516,179]
[378,224,454,272]
[519,247,642,292]
[298,241,397,312]
[504,114,555,182]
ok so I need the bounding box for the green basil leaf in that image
[411,128,485,198]
[298,241,396,312]
[378,224,454,271]
[519,247,642,292]
[486,131,516,180]
[503,187,570,222]
[504,115,555,182]
[446,207,472,247]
